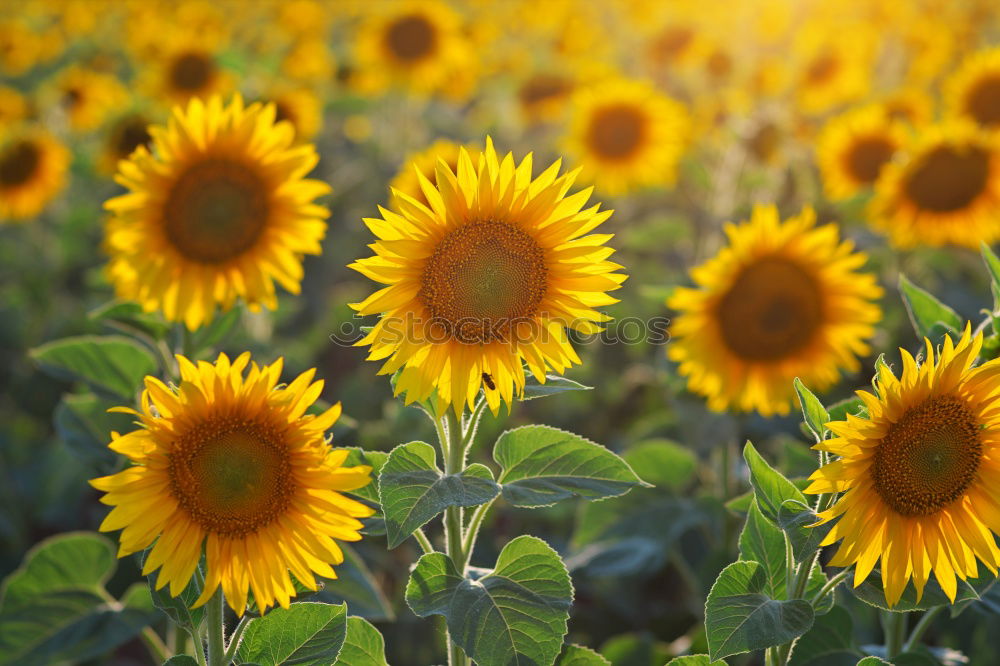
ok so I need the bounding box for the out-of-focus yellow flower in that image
[282,38,336,83]
[264,87,324,142]
[0,19,44,76]
[792,25,875,115]
[0,129,70,222]
[0,86,28,128]
[47,65,128,133]
[142,39,234,106]
[388,139,478,210]
[516,72,575,125]
[946,47,1000,133]
[877,87,934,127]
[668,204,882,417]
[99,112,154,175]
[565,77,689,196]
[869,121,1000,248]
[817,105,907,201]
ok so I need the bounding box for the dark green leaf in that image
[89,301,171,340]
[599,633,671,666]
[794,378,829,442]
[789,606,857,666]
[738,502,788,598]
[333,616,388,666]
[495,425,646,508]
[705,560,814,661]
[405,535,573,666]
[855,659,891,665]
[148,564,204,631]
[342,448,389,504]
[557,643,611,665]
[778,500,833,564]
[30,335,158,400]
[826,397,866,424]
[623,439,697,491]
[666,657,726,666]
[898,274,962,342]
[851,570,995,613]
[234,602,347,666]
[315,544,394,621]
[188,306,241,354]
[522,375,592,400]
[982,243,1000,296]
[379,441,500,548]
[54,393,134,470]
[163,657,200,666]
[743,441,806,524]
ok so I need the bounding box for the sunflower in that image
[104,94,330,330]
[0,129,70,222]
[565,77,689,196]
[90,352,373,616]
[145,41,232,106]
[265,87,323,142]
[352,0,476,100]
[869,121,1000,248]
[350,137,626,415]
[49,65,127,132]
[817,106,907,201]
[388,139,478,211]
[878,87,934,127]
[517,72,575,125]
[668,205,882,417]
[792,27,874,115]
[281,38,336,83]
[807,327,1000,605]
[946,47,1000,132]
[0,85,28,127]
[0,18,43,76]
[99,112,153,175]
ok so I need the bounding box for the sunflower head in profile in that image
[90,352,373,616]
[350,137,626,415]
[48,64,127,132]
[869,121,1000,248]
[0,128,70,222]
[565,77,689,196]
[946,46,1000,132]
[817,105,907,201]
[807,327,1000,606]
[103,94,330,329]
[388,139,478,211]
[668,205,882,417]
[353,0,475,99]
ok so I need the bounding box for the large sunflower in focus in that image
[104,94,330,329]
[817,106,907,201]
[0,129,70,222]
[353,0,475,100]
[869,122,1000,248]
[946,47,1000,132]
[350,138,626,415]
[565,77,688,196]
[668,205,882,416]
[91,352,373,616]
[807,328,1000,605]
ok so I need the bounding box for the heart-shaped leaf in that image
[234,602,347,666]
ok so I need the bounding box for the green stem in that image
[139,627,169,663]
[440,409,470,666]
[811,568,850,605]
[903,606,942,652]
[882,610,907,660]
[223,614,252,663]
[413,527,435,554]
[460,498,495,570]
[206,588,226,666]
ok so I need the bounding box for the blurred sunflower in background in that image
[103,94,330,329]
[565,77,689,196]
[91,352,373,616]
[144,39,233,106]
[793,26,875,115]
[878,86,934,126]
[264,87,324,142]
[869,121,1000,248]
[668,205,882,416]
[808,328,1000,606]
[0,129,70,222]
[946,46,1000,132]
[99,111,154,175]
[350,138,626,414]
[46,64,127,132]
[388,138,478,210]
[0,85,29,127]
[817,105,907,201]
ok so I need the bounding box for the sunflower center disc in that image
[871,394,982,517]
[114,117,151,160]
[163,159,269,264]
[845,136,896,184]
[420,219,548,344]
[170,52,214,91]
[588,105,647,160]
[168,417,293,536]
[967,75,1000,127]
[904,145,990,213]
[519,74,572,107]
[716,257,824,361]
[806,54,839,85]
[747,123,780,163]
[0,140,40,187]
[385,14,436,63]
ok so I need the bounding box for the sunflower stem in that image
[460,498,495,570]
[139,627,169,663]
[223,613,252,663]
[811,567,850,605]
[206,588,226,666]
[903,606,943,652]
[882,609,907,659]
[441,409,470,666]
[413,527,435,554]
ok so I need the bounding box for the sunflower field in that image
[4,0,1000,665]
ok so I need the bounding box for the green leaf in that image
[333,617,388,666]
[54,393,134,470]
[898,274,962,342]
[316,544,395,621]
[30,335,157,400]
[188,306,241,354]
[743,441,806,524]
[788,606,857,666]
[794,378,830,442]
[851,569,995,613]
[666,657,726,666]
[495,425,646,508]
[599,633,671,666]
[405,535,573,666]
[778,500,833,564]
[982,242,1000,295]
[738,501,788,598]
[557,644,611,665]
[705,560,814,661]
[147,563,204,631]
[342,448,389,504]
[522,374,592,400]
[378,441,500,548]
[0,533,160,666]
[855,659,891,665]
[623,439,697,491]
[163,657,200,666]
[89,301,170,340]
[235,602,348,666]
[826,397,866,423]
